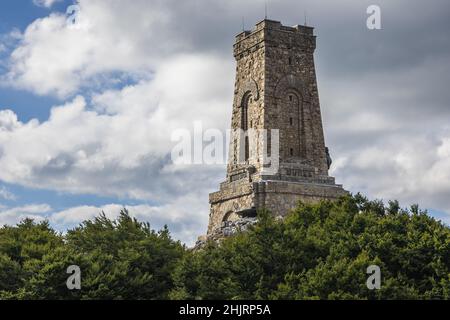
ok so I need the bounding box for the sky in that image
[0,0,449,245]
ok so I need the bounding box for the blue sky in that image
[0,0,449,245]
[0,1,68,33]
[0,1,67,122]
[0,1,165,235]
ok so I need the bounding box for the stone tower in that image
[207,20,347,235]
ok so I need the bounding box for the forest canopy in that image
[0,194,449,300]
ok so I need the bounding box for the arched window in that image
[223,211,239,222]
[241,95,249,131]
[241,94,252,161]
[284,91,303,159]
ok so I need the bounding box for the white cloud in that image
[0,7,233,240]
[0,195,207,245]
[0,204,51,226]
[4,0,189,97]
[0,0,450,239]
[0,54,232,204]
[3,0,285,98]
[320,55,450,217]
[0,110,21,131]
[32,0,62,8]
[50,194,207,245]
[0,186,17,201]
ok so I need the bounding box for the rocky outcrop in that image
[195,217,258,249]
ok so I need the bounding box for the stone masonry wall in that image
[205,20,348,240]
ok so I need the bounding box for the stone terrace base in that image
[207,179,348,235]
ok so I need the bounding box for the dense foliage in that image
[0,195,449,300]
[0,211,184,299]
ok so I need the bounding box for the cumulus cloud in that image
[50,193,207,245]
[0,186,17,201]
[0,53,232,203]
[3,0,287,97]
[0,0,450,240]
[0,109,21,131]
[0,204,51,226]
[4,0,191,97]
[32,0,62,8]
[0,194,206,245]
[323,55,450,218]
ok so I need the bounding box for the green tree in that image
[0,219,64,298]
[0,210,185,300]
[0,196,448,300]
[171,195,450,300]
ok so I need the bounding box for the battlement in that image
[235,19,314,43]
[234,19,316,58]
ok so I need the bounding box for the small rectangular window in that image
[288,57,292,65]
[290,148,294,156]
[290,118,293,126]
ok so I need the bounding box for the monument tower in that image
[207,20,347,235]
